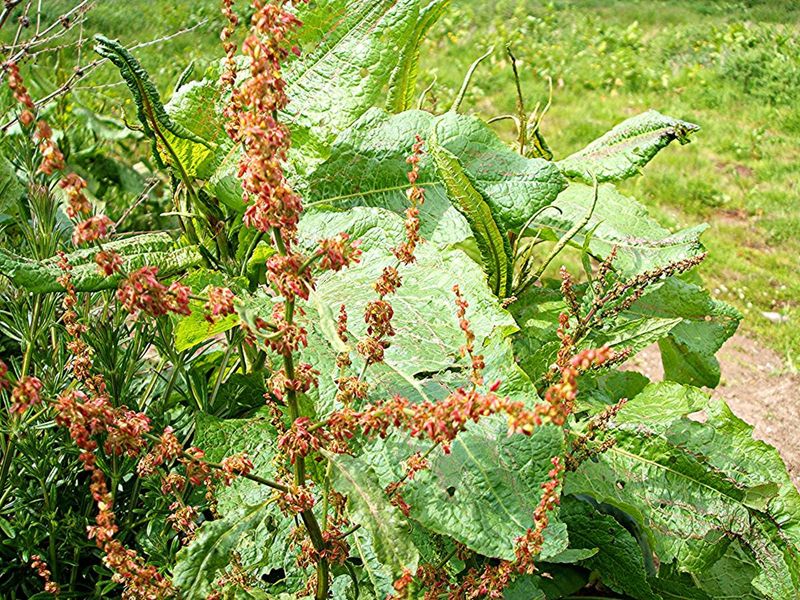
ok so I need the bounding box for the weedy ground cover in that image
[0,1,798,599]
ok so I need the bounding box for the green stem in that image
[39,476,58,582]
[0,293,43,505]
[122,475,142,536]
[506,45,527,155]
[209,331,237,408]
[516,179,598,295]
[450,46,494,113]
[21,294,42,377]
[240,231,264,276]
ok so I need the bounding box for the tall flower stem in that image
[273,227,330,600]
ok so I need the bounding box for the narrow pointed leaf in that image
[385,0,452,113]
[94,35,211,168]
[430,140,513,297]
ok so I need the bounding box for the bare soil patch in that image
[625,335,800,488]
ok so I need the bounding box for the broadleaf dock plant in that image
[0,1,797,599]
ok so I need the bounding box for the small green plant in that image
[0,1,797,599]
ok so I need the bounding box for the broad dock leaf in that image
[566,382,800,599]
[558,110,699,183]
[535,183,706,276]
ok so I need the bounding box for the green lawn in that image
[6,0,799,367]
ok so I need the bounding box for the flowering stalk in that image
[221,1,357,596]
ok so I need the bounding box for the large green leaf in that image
[195,412,280,513]
[285,0,450,150]
[565,382,800,599]
[194,413,303,587]
[173,269,245,351]
[173,501,273,600]
[630,277,741,388]
[693,541,766,599]
[0,233,201,293]
[557,110,699,183]
[535,183,706,276]
[305,109,567,243]
[299,207,566,563]
[433,112,567,231]
[302,109,469,245]
[298,207,525,412]
[350,527,395,599]
[163,0,453,205]
[366,421,566,561]
[560,496,659,600]
[325,451,419,578]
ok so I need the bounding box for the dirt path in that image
[624,335,799,488]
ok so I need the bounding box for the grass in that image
[3,0,799,367]
[417,0,800,368]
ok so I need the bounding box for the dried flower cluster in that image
[6,61,35,126]
[560,248,707,348]
[9,375,43,414]
[453,284,485,387]
[392,135,426,264]
[71,214,113,246]
[566,397,628,470]
[30,555,60,596]
[5,60,105,240]
[539,345,615,426]
[116,267,191,318]
[204,286,236,323]
[224,0,304,241]
[52,254,176,598]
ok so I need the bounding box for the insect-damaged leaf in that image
[565,382,800,599]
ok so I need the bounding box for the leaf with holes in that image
[565,382,800,599]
